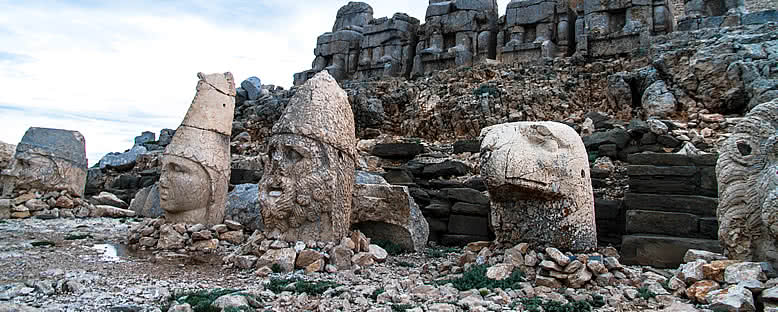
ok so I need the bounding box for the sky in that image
[0,0,511,165]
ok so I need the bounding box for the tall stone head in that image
[2,128,87,197]
[259,71,357,242]
[160,72,235,225]
[480,122,596,252]
[717,99,778,266]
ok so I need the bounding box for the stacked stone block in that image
[498,0,576,62]
[578,0,674,57]
[357,13,420,80]
[412,0,499,76]
[620,152,721,268]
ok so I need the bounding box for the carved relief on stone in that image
[716,99,778,266]
[160,72,235,225]
[1,127,87,198]
[259,71,357,243]
[480,122,596,252]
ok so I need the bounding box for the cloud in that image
[0,0,512,166]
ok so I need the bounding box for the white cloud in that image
[0,0,511,165]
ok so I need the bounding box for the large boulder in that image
[351,183,429,252]
[128,184,162,218]
[3,127,88,197]
[480,122,596,252]
[97,145,147,171]
[716,99,778,266]
[0,140,15,170]
[225,184,263,232]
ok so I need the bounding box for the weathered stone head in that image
[1,128,87,198]
[259,71,357,242]
[717,99,778,266]
[160,72,235,225]
[480,122,596,251]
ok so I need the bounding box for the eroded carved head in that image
[159,154,212,214]
[717,99,778,264]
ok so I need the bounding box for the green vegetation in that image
[373,239,408,256]
[64,233,91,240]
[391,304,415,312]
[396,261,415,268]
[518,297,594,312]
[266,278,341,296]
[436,264,524,291]
[472,84,501,97]
[270,264,282,274]
[637,287,656,300]
[589,294,606,308]
[369,287,385,300]
[31,241,55,247]
[170,288,250,312]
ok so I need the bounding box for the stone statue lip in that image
[500,177,562,200]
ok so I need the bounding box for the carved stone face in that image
[259,134,347,242]
[159,154,211,215]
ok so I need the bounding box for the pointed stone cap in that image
[272,71,356,156]
[181,72,236,137]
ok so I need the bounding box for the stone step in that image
[624,193,717,217]
[447,215,490,237]
[626,210,699,237]
[628,174,717,197]
[627,152,717,166]
[621,234,722,268]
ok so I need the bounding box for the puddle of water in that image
[91,243,128,262]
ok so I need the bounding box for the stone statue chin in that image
[159,154,212,223]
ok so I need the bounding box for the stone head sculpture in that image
[2,127,87,198]
[480,122,596,252]
[160,72,235,225]
[259,71,357,242]
[717,99,778,266]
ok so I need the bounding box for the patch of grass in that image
[396,261,415,268]
[270,264,282,274]
[266,278,341,296]
[472,84,501,97]
[391,304,415,312]
[637,287,656,300]
[589,294,605,308]
[436,264,524,291]
[373,239,408,256]
[65,233,91,240]
[369,287,385,300]
[173,288,244,312]
[0,220,7,224]
[31,241,55,247]
[518,297,593,312]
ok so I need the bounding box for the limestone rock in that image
[369,244,388,262]
[0,141,15,170]
[642,80,677,118]
[128,184,162,218]
[211,294,249,311]
[240,77,262,101]
[567,267,593,288]
[684,249,727,263]
[486,264,514,281]
[256,248,296,272]
[352,252,375,267]
[219,231,244,245]
[480,122,596,251]
[704,260,740,282]
[161,72,235,225]
[351,183,429,252]
[92,192,128,209]
[295,250,324,269]
[157,225,186,250]
[260,71,356,243]
[330,245,354,270]
[192,239,219,251]
[92,205,136,218]
[686,280,720,304]
[546,248,570,267]
[225,184,263,232]
[707,284,756,312]
[97,145,147,171]
[716,100,778,266]
[680,260,707,284]
[4,127,87,197]
[724,262,767,284]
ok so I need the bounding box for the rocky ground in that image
[0,217,751,312]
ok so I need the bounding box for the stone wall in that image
[619,152,721,268]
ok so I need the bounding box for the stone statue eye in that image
[737,141,752,157]
[285,147,303,163]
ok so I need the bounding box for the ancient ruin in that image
[259,71,357,243]
[160,72,235,225]
[579,0,674,57]
[0,127,87,198]
[716,99,778,266]
[498,0,576,62]
[480,122,596,251]
[357,13,420,80]
[412,0,499,76]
